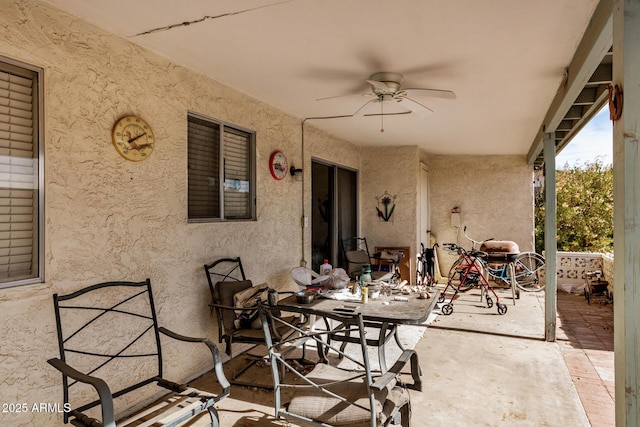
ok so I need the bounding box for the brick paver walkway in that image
[556,291,614,427]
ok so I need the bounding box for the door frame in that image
[311,158,359,271]
[419,161,431,250]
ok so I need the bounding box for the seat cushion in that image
[287,363,390,426]
[232,314,300,340]
[345,250,371,264]
[215,280,253,332]
[344,250,372,276]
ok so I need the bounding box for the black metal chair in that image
[48,279,230,427]
[341,237,391,281]
[257,300,413,426]
[204,257,305,386]
[205,257,255,354]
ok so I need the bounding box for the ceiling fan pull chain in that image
[380,99,384,133]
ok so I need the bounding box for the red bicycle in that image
[437,243,508,316]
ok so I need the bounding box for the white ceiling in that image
[42,0,600,156]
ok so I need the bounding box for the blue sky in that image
[555,105,612,169]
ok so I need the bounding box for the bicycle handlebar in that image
[420,242,439,252]
[444,242,488,260]
[443,243,459,251]
[461,225,494,249]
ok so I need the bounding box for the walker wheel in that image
[497,303,507,315]
[442,304,453,315]
[486,296,493,308]
[516,289,520,299]
[438,293,445,303]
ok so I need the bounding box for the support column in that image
[543,132,557,342]
[613,1,640,425]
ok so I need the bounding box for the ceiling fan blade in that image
[301,67,364,81]
[352,98,379,116]
[353,48,388,73]
[405,88,457,100]
[363,110,412,117]
[399,97,434,117]
[316,93,373,102]
[402,61,458,77]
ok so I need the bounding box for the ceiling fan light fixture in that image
[380,94,397,103]
[368,72,403,95]
[316,69,455,129]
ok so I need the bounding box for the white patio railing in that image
[553,251,614,297]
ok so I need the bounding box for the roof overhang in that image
[528,0,613,167]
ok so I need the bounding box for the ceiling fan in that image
[318,71,456,123]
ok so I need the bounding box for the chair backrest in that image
[51,279,162,422]
[341,236,371,255]
[258,301,410,426]
[204,257,255,341]
[204,257,247,302]
[341,237,373,277]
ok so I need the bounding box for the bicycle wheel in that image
[447,258,476,292]
[514,252,546,292]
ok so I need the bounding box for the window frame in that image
[0,55,44,289]
[187,111,256,223]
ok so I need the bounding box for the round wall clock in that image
[269,151,288,180]
[111,115,155,161]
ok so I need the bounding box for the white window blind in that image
[0,65,39,285]
[188,113,255,221]
[223,128,250,219]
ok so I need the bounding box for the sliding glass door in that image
[311,161,357,273]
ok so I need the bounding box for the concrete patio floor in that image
[187,285,614,426]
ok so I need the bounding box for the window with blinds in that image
[187,113,255,221]
[0,58,42,288]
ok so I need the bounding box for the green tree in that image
[535,159,613,254]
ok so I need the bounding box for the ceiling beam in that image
[555,87,609,154]
[574,87,598,105]
[590,62,613,84]
[564,105,585,120]
[527,0,613,165]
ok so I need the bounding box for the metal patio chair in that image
[257,300,413,426]
[204,257,305,386]
[48,279,230,427]
[341,237,391,281]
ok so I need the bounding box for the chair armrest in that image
[371,371,397,391]
[210,300,304,345]
[371,349,421,391]
[158,327,231,398]
[47,358,116,427]
[159,326,214,344]
[275,291,295,297]
[208,302,237,311]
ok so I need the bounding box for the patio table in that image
[276,289,439,390]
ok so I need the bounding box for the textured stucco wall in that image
[361,146,420,279]
[429,155,534,274]
[0,1,537,425]
[0,1,361,425]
